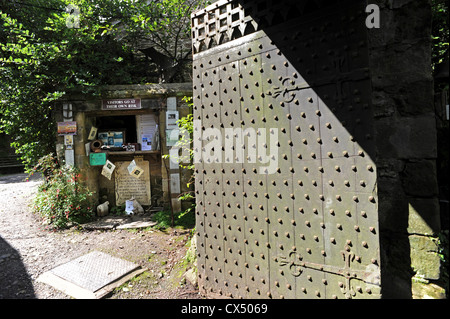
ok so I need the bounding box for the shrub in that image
[31,154,95,229]
[152,209,195,230]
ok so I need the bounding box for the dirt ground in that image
[0,172,200,299]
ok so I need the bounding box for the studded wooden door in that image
[192,0,381,299]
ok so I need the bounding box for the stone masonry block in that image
[375,116,437,159]
[408,198,441,235]
[401,160,439,198]
[368,0,431,49]
[370,43,432,85]
[371,80,434,117]
[409,234,440,280]
[377,176,409,232]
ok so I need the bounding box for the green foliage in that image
[0,9,63,169]
[0,4,126,170]
[31,154,95,229]
[431,0,449,70]
[110,204,126,216]
[1,0,206,171]
[99,0,209,80]
[152,209,195,230]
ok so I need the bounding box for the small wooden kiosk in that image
[54,83,193,213]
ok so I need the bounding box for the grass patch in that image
[152,209,195,230]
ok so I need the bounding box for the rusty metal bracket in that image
[277,245,381,299]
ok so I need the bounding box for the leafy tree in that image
[431,1,449,61]
[432,0,449,212]
[87,0,209,82]
[78,0,211,81]
[431,0,449,87]
[1,8,64,167]
[1,0,207,170]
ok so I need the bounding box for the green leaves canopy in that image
[0,0,207,170]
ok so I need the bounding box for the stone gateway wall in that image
[368,0,444,298]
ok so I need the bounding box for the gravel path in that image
[0,173,199,299]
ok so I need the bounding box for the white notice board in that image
[137,114,157,151]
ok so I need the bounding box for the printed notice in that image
[101,160,116,180]
[127,159,144,179]
[115,160,151,206]
[102,98,141,110]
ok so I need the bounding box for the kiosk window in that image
[96,115,137,145]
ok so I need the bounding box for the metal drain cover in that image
[38,251,145,299]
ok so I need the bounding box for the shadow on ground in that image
[0,236,35,298]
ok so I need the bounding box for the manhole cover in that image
[38,251,145,298]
